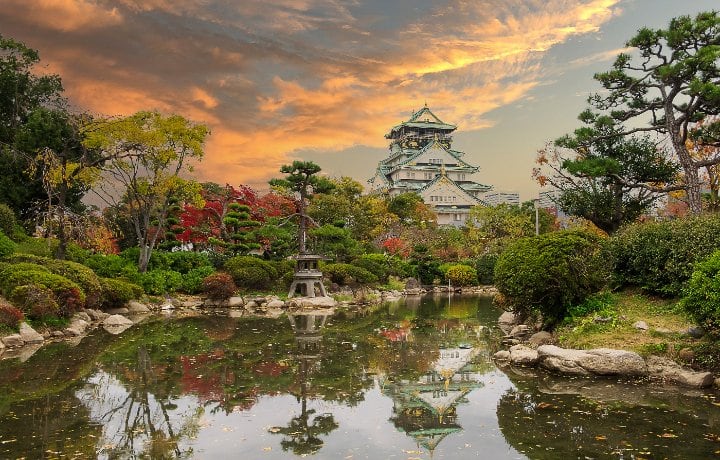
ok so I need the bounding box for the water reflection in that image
[0,295,719,459]
[269,309,338,455]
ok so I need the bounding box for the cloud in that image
[1,0,123,31]
[0,0,622,189]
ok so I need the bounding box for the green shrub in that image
[99,277,144,308]
[0,204,16,237]
[1,263,86,317]
[9,284,59,319]
[445,264,478,287]
[202,272,237,300]
[612,215,720,296]
[323,263,378,285]
[44,259,102,308]
[14,237,54,257]
[180,266,216,294]
[138,269,183,295]
[679,250,720,331]
[83,253,140,281]
[494,230,611,328]
[167,251,212,274]
[474,253,498,285]
[223,256,278,290]
[3,253,49,265]
[351,254,390,282]
[0,231,16,258]
[0,301,24,330]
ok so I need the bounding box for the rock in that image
[228,296,245,307]
[537,345,591,376]
[404,288,423,296]
[64,319,90,337]
[244,300,258,309]
[498,311,518,333]
[528,331,554,347]
[103,315,134,335]
[715,378,720,389]
[177,298,204,308]
[684,326,705,338]
[501,338,521,346]
[18,323,44,344]
[127,301,150,313]
[508,324,531,339]
[0,339,4,351]
[1,334,23,348]
[267,299,285,308]
[160,302,174,311]
[404,278,421,289]
[509,345,540,366]
[51,331,65,338]
[103,315,134,327]
[576,348,647,377]
[85,309,110,322]
[493,350,511,361]
[287,296,337,308]
[106,307,130,315]
[678,348,695,362]
[73,312,92,323]
[633,321,649,331]
[647,356,714,388]
[653,327,672,334]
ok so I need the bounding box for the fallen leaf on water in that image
[263,447,272,451]
[595,435,607,441]
[536,402,554,410]
[660,433,678,438]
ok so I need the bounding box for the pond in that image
[0,294,719,459]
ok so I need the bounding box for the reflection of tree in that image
[79,345,202,459]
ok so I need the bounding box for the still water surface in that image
[0,294,719,459]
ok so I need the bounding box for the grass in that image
[556,290,696,359]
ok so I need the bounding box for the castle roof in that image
[385,105,457,138]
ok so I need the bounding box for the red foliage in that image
[202,272,237,300]
[382,237,410,258]
[0,303,24,329]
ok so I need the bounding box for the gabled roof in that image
[386,105,457,137]
[394,137,477,171]
[418,174,482,204]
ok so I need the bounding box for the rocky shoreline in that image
[493,311,720,389]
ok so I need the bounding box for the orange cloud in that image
[2,0,123,31]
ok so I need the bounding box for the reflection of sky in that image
[76,368,521,458]
[2,1,717,200]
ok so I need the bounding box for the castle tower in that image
[369,105,491,226]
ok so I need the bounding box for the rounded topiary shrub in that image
[0,301,24,330]
[202,272,237,300]
[323,263,378,285]
[351,254,390,282]
[494,229,611,328]
[223,256,278,290]
[138,269,183,295]
[10,284,60,319]
[445,264,478,287]
[0,231,16,258]
[180,266,216,294]
[0,265,86,317]
[99,277,144,308]
[44,259,102,308]
[680,250,720,332]
[167,251,212,274]
[612,215,720,296]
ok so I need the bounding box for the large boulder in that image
[18,323,44,344]
[102,314,134,335]
[287,296,337,308]
[537,345,647,377]
[647,356,714,388]
[528,331,554,347]
[498,311,518,333]
[576,348,647,377]
[64,319,90,337]
[266,299,285,309]
[537,346,591,376]
[509,345,540,366]
[127,301,150,313]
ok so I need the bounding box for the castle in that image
[369,105,491,225]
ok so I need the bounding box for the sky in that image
[1,0,718,201]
